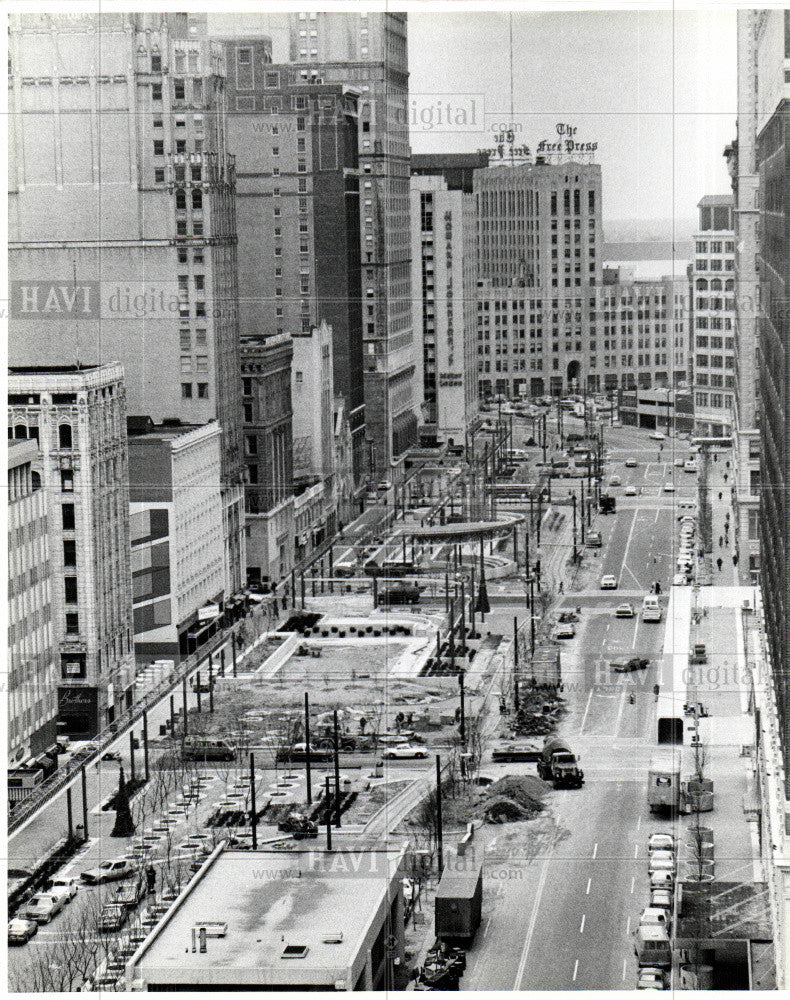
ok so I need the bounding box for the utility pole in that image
[324,777,333,851]
[435,755,444,874]
[458,671,466,776]
[333,709,342,828]
[304,692,312,806]
[249,753,258,849]
[529,580,536,653]
[572,492,578,563]
[580,479,586,544]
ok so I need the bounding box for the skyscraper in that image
[8,12,245,592]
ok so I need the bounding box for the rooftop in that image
[698,194,734,207]
[128,846,405,989]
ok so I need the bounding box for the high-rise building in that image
[8,12,245,593]
[8,364,135,738]
[474,160,603,398]
[690,196,737,437]
[725,11,761,584]
[211,11,417,475]
[127,419,228,661]
[410,155,484,446]
[224,44,366,487]
[751,10,790,794]
[8,439,57,766]
[241,333,295,588]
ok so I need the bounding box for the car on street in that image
[70,741,100,763]
[640,907,671,932]
[609,475,622,486]
[376,481,392,493]
[382,744,428,760]
[277,813,319,839]
[637,967,667,990]
[24,891,68,923]
[276,743,333,763]
[648,833,675,851]
[8,917,38,945]
[663,483,676,492]
[47,875,79,900]
[115,878,147,909]
[100,749,122,762]
[651,888,674,913]
[674,457,685,468]
[611,657,649,673]
[624,485,640,496]
[99,902,129,932]
[625,458,638,468]
[553,622,576,640]
[81,858,135,885]
[600,574,618,589]
[649,432,666,441]
[614,603,635,618]
[648,854,676,876]
[672,573,689,586]
[585,530,602,548]
[684,459,697,473]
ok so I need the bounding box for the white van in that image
[634,924,672,967]
[642,595,662,622]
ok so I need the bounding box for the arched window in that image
[59,424,72,449]
[710,278,722,291]
[175,188,187,211]
[31,471,41,491]
[14,425,27,439]
[696,278,708,291]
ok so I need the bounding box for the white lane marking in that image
[515,846,551,988]
[631,617,639,649]
[592,842,598,860]
[637,815,642,831]
[626,915,631,934]
[634,843,639,858]
[614,688,627,738]
[623,958,628,981]
[579,913,586,934]
[573,959,579,982]
[579,689,595,734]
[483,916,492,938]
[655,507,660,523]
[631,876,636,893]
[586,878,592,895]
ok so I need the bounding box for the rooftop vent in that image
[322,931,344,944]
[194,921,227,938]
[282,944,309,959]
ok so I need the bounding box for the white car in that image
[609,475,622,487]
[553,623,576,640]
[648,833,675,851]
[651,888,674,912]
[625,458,638,468]
[650,869,675,890]
[600,575,618,590]
[674,457,685,468]
[663,483,676,493]
[649,856,676,877]
[650,432,666,441]
[614,603,635,618]
[24,891,68,923]
[640,907,671,931]
[625,485,639,496]
[672,573,689,586]
[8,917,38,945]
[81,858,136,885]
[47,875,79,901]
[382,744,428,760]
[637,967,667,990]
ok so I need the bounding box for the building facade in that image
[691,195,737,437]
[8,364,135,737]
[473,159,604,399]
[8,439,57,765]
[224,45,366,488]
[410,157,482,448]
[128,419,227,661]
[8,11,245,593]
[241,332,295,587]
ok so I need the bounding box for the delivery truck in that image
[648,752,684,814]
[537,736,584,788]
[434,864,483,945]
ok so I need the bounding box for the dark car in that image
[276,743,333,763]
[611,657,650,673]
[277,813,319,839]
[114,878,147,909]
[98,902,129,932]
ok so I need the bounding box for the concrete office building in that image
[410,155,483,448]
[241,332,295,587]
[691,196,737,437]
[724,12,762,584]
[211,11,417,474]
[224,43,366,488]
[8,440,57,766]
[474,159,604,399]
[599,267,688,391]
[8,364,135,737]
[8,12,245,593]
[125,845,407,991]
[751,9,790,795]
[127,419,227,661]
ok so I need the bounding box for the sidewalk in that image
[704,453,739,588]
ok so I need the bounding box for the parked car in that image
[491,744,542,763]
[70,742,100,763]
[100,750,122,762]
[648,857,676,877]
[585,530,602,548]
[600,575,619,590]
[648,833,675,852]
[277,813,319,839]
[640,907,671,932]
[553,622,576,640]
[674,457,685,468]
[382,744,428,760]
[24,891,68,923]
[47,875,79,900]
[114,878,147,909]
[614,603,635,618]
[81,858,135,885]
[625,485,640,496]
[663,483,676,493]
[376,481,392,493]
[649,432,666,441]
[609,475,622,487]
[8,917,38,945]
[625,458,638,468]
[651,888,674,913]
[98,902,129,932]
[672,573,689,586]
[637,967,667,990]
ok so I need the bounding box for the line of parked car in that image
[634,832,676,989]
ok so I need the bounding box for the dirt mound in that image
[477,775,547,824]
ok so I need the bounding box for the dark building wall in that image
[756,99,790,792]
[128,439,174,502]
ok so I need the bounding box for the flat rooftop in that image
[129,847,405,988]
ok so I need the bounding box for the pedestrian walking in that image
[723,472,728,483]
[716,557,723,572]
[718,491,723,501]
[725,460,730,469]
[719,535,723,547]
[146,863,156,895]
[558,580,564,594]
[656,582,662,595]
[732,552,739,567]
[714,454,718,463]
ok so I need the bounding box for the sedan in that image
[672,573,689,586]
[648,833,676,852]
[47,875,79,900]
[8,917,38,946]
[650,432,666,441]
[637,967,667,990]
[81,858,135,885]
[553,623,576,640]
[611,657,650,673]
[614,603,635,618]
[600,575,618,590]
[624,485,639,496]
[98,902,129,933]
[382,744,428,760]
[663,483,676,493]
[609,475,622,487]
[24,891,68,923]
[651,888,674,912]
[625,458,638,468]
[674,457,685,468]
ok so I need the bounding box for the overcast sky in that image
[408,9,736,227]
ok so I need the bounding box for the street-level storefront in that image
[57,685,99,739]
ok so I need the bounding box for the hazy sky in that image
[408,9,736,226]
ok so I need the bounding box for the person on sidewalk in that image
[732,552,739,567]
[716,557,723,572]
[558,581,564,594]
[719,535,723,547]
[718,491,723,501]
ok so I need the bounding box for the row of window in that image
[695,240,735,254]
[694,392,732,408]
[182,383,210,399]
